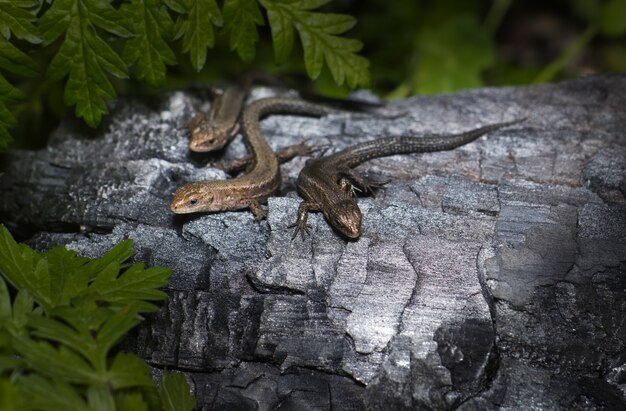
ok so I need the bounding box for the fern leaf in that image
[39,0,130,127]
[0,77,18,149]
[0,36,38,149]
[122,0,177,86]
[0,1,42,43]
[260,0,370,87]
[160,370,196,411]
[174,0,223,71]
[223,0,265,62]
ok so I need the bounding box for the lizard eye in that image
[189,198,198,205]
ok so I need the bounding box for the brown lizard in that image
[187,81,250,152]
[170,98,351,218]
[185,80,374,170]
[290,119,525,239]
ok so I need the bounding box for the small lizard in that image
[186,81,324,171]
[187,81,250,152]
[187,78,381,154]
[290,119,524,239]
[170,98,351,218]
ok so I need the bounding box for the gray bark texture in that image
[1,74,625,410]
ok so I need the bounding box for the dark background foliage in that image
[2,0,626,150]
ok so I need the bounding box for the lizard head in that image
[326,200,362,239]
[170,182,218,214]
[189,122,234,152]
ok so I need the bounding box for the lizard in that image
[185,79,379,171]
[170,97,356,219]
[186,80,250,152]
[289,119,525,239]
[186,71,381,154]
[186,81,323,171]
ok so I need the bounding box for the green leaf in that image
[0,228,189,406]
[116,392,148,411]
[12,288,34,328]
[599,0,626,37]
[0,36,39,76]
[414,15,494,94]
[30,258,53,310]
[39,0,129,127]
[90,261,123,291]
[44,246,86,307]
[12,1,44,10]
[108,352,153,389]
[88,3,133,38]
[163,0,187,14]
[0,1,42,43]
[174,0,223,71]
[95,304,141,361]
[263,2,292,63]
[17,375,90,411]
[38,0,70,46]
[0,280,33,359]
[77,239,133,288]
[0,226,21,283]
[90,263,171,312]
[260,0,369,87]
[87,384,116,411]
[0,74,24,103]
[28,313,95,366]
[0,277,10,319]
[0,378,25,411]
[160,370,196,411]
[14,336,99,384]
[39,0,130,45]
[122,0,177,86]
[0,354,23,374]
[0,76,19,147]
[54,300,112,336]
[0,225,31,289]
[223,0,265,62]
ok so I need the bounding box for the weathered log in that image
[1,75,624,410]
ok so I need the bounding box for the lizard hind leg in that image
[339,177,360,197]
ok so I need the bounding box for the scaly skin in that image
[290,119,525,239]
[170,98,347,218]
[187,81,250,152]
[186,77,381,154]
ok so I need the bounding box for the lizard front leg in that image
[288,201,319,240]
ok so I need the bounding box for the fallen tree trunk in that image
[1,75,625,410]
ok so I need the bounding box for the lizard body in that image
[187,78,380,154]
[291,119,524,239]
[171,98,347,218]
